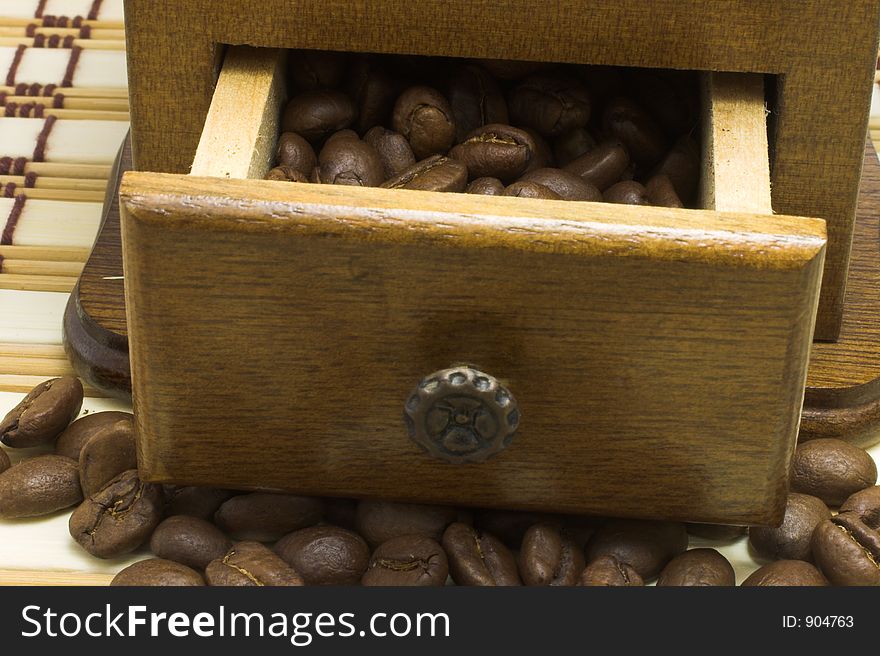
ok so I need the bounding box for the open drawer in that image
[120,47,826,525]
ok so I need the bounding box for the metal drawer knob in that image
[404,366,520,464]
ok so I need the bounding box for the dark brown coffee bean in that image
[150,515,231,571]
[54,411,132,460]
[840,486,880,527]
[811,512,880,586]
[282,90,357,144]
[364,126,417,179]
[0,454,81,518]
[553,128,596,167]
[325,129,360,145]
[214,493,322,542]
[392,86,456,160]
[509,74,591,138]
[645,174,683,208]
[206,541,304,586]
[275,132,317,176]
[347,55,398,135]
[603,97,667,168]
[447,63,509,142]
[518,523,584,586]
[563,140,630,190]
[652,135,700,203]
[520,168,602,201]
[111,558,205,586]
[656,548,735,586]
[69,469,163,558]
[741,560,828,586]
[578,555,643,586]
[1,377,83,448]
[502,181,562,200]
[275,525,370,585]
[473,509,558,548]
[380,156,468,193]
[355,500,456,547]
[466,177,504,195]
[586,519,688,579]
[521,127,555,172]
[749,493,830,562]
[289,49,346,91]
[166,486,237,521]
[442,522,521,586]
[0,448,9,474]
[265,166,310,183]
[685,523,747,541]
[475,59,547,80]
[604,180,649,205]
[324,497,358,530]
[362,535,449,586]
[78,417,136,497]
[626,69,697,137]
[791,439,877,506]
[316,137,384,187]
[575,65,626,106]
[449,124,537,182]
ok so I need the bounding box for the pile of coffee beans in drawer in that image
[264,50,699,208]
[2,376,879,586]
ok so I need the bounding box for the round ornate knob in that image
[403,366,520,464]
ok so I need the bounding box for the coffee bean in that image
[275,132,317,176]
[69,469,164,558]
[449,124,537,182]
[472,509,558,548]
[111,558,205,587]
[578,555,643,586]
[0,448,9,474]
[645,174,683,208]
[748,493,830,562]
[520,168,602,201]
[811,512,880,586]
[502,181,562,200]
[508,74,591,138]
[685,523,747,541]
[585,519,688,579]
[166,486,237,521]
[791,438,877,506]
[316,136,384,186]
[325,129,360,145]
[476,59,547,81]
[347,55,398,135]
[355,499,456,547]
[604,180,650,205]
[275,525,370,585]
[442,522,521,586]
[0,377,83,448]
[380,156,468,193]
[282,90,357,144]
[206,541,304,586]
[652,135,700,203]
[447,63,509,142]
[522,128,555,172]
[364,126,417,179]
[466,177,505,195]
[602,97,667,168]
[289,50,347,91]
[626,69,696,137]
[563,140,630,191]
[518,523,584,586]
[78,417,137,497]
[741,560,828,586]
[392,86,456,159]
[214,493,323,542]
[0,454,82,518]
[150,515,231,571]
[840,486,880,527]
[362,535,449,586]
[265,166,310,182]
[656,548,735,586]
[553,128,597,167]
[54,411,132,460]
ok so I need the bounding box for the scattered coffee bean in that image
[604,180,649,205]
[111,558,205,586]
[347,55,397,135]
[355,500,456,547]
[578,555,644,586]
[791,438,877,506]
[811,512,880,586]
[392,86,456,159]
[289,50,347,91]
[0,377,83,448]
[206,541,304,586]
[78,417,137,497]
[645,174,683,208]
[473,509,557,548]
[518,523,584,586]
[839,486,880,527]
[166,486,237,521]
[503,181,562,200]
[656,548,735,586]
[0,448,9,474]
[275,132,317,176]
[275,525,370,585]
[282,90,357,144]
[316,136,384,186]
[685,523,747,541]
[508,74,591,137]
[553,128,596,167]
[362,535,449,586]
[265,166,310,182]
[602,97,667,168]
[447,63,509,142]
[54,411,132,460]
[652,135,700,204]
[520,168,602,201]
[477,59,547,81]
[442,522,521,586]
[150,515,231,571]
[741,560,828,586]
[449,123,536,182]
[364,126,417,179]
[563,140,630,190]
[380,156,468,192]
[748,493,830,562]
[214,493,323,542]
[0,454,82,519]
[466,177,505,195]
[586,519,688,579]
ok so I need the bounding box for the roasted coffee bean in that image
[166,486,237,521]
[586,519,688,579]
[380,156,468,193]
[150,515,231,571]
[69,469,164,558]
[362,535,449,586]
[355,500,457,547]
[652,135,699,203]
[54,411,132,460]
[522,127,555,172]
[473,509,558,548]
[442,522,521,586]
[364,126,417,179]
[563,140,630,190]
[449,124,537,182]
[447,63,509,142]
[603,97,667,168]
[325,128,361,145]
[656,548,735,586]
[392,86,456,159]
[0,377,83,448]
[502,181,562,200]
[518,523,584,586]
[111,558,205,587]
[476,58,547,81]
[741,560,828,586]
[811,512,880,586]
[275,132,317,176]
[578,555,643,586]
[316,137,384,187]
[626,69,696,137]
[265,166,310,183]
[324,497,358,530]
[347,55,398,135]
[0,454,81,518]
[604,180,649,205]
[685,523,747,541]
[840,486,880,527]
[282,90,357,144]
[748,493,830,562]
[508,74,591,137]
[466,177,505,195]
[520,168,602,201]
[275,525,370,585]
[78,417,137,497]
[206,541,304,586]
[0,448,9,474]
[791,438,877,506]
[575,65,626,108]
[645,174,683,208]
[553,128,597,167]
[289,49,346,91]
[214,493,323,542]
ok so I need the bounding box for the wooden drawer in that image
[120,47,825,525]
